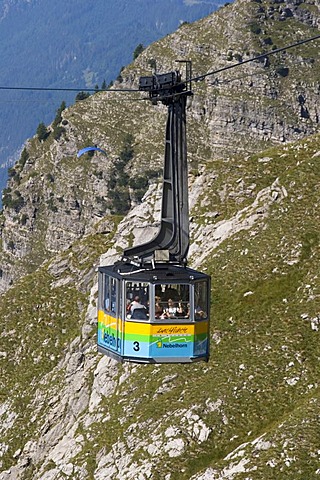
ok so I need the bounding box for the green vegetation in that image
[248,22,262,35]
[36,122,49,142]
[105,133,158,214]
[148,58,157,70]
[0,220,120,471]
[0,268,84,467]
[133,43,145,60]
[3,131,319,478]
[2,188,25,212]
[106,134,132,214]
[1,1,320,477]
[19,148,30,169]
[75,91,91,102]
[52,101,66,127]
[7,166,21,185]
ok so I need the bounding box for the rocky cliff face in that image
[0,0,320,478]
[0,0,222,196]
[1,132,320,479]
[1,0,320,294]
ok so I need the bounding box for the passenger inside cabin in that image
[126,299,131,314]
[104,298,110,312]
[161,299,184,319]
[155,296,163,318]
[195,304,205,319]
[130,296,148,320]
[177,300,187,317]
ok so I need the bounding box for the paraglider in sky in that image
[77,146,108,158]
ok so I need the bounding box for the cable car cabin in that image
[97,263,210,363]
[97,66,211,364]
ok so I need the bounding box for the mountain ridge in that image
[0,0,320,478]
[0,0,222,198]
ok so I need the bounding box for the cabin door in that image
[100,274,121,354]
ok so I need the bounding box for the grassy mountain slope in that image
[1,0,320,291]
[0,0,320,478]
[1,132,319,479]
[0,0,221,195]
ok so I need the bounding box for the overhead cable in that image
[190,33,320,82]
[0,85,141,93]
[0,33,319,94]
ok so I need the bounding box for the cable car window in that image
[104,274,110,312]
[155,284,190,319]
[110,277,117,314]
[103,275,118,315]
[126,282,149,320]
[194,281,208,320]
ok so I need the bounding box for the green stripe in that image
[195,332,208,341]
[124,332,195,343]
[98,322,119,334]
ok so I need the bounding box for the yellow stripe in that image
[125,321,208,336]
[98,310,123,332]
[98,310,208,336]
[194,320,209,335]
[124,321,153,335]
[151,323,194,336]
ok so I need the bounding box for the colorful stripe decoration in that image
[97,310,209,360]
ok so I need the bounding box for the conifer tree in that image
[36,122,48,141]
[53,101,66,127]
[133,43,144,60]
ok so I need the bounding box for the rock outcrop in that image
[1,0,320,294]
[1,1,320,479]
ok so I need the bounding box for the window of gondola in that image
[126,282,149,320]
[103,275,117,315]
[110,277,117,314]
[194,281,208,320]
[155,283,190,320]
